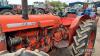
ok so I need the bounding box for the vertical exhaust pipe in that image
[22,0,29,20]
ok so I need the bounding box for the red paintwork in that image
[68,18,80,44]
[0,15,61,32]
[67,14,77,18]
[0,40,7,51]
[0,14,93,52]
[61,15,81,45]
[87,32,95,49]
[61,14,77,26]
[61,18,75,26]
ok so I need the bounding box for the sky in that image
[7,0,99,5]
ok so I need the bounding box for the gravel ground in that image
[94,16,100,56]
[49,47,71,56]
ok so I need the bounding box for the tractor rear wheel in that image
[71,19,97,56]
[0,9,16,15]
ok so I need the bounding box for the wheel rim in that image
[85,32,95,56]
[88,32,95,48]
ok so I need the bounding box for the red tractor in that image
[0,0,97,56]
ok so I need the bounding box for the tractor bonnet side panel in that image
[0,15,61,32]
[61,17,75,26]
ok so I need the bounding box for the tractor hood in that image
[0,15,61,32]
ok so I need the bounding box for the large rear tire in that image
[71,19,97,56]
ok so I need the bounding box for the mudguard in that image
[68,15,92,45]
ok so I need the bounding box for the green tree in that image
[49,1,68,11]
[49,1,68,8]
[63,2,68,7]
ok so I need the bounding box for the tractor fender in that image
[80,15,91,21]
[68,15,92,45]
[68,17,80,45]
